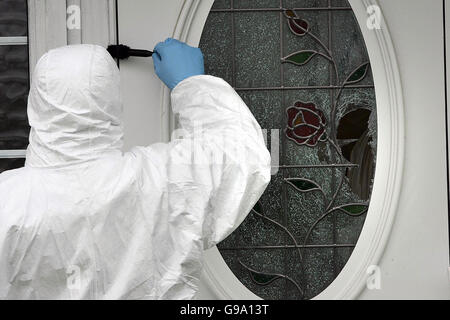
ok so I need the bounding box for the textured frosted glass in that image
[234,12,281,87]
[234,0,279,8]
[283,0,328,7]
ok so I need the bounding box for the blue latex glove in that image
[152,38,205,90]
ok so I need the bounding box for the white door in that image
[22,0,449,299]
[115,0,449,300]
[116,0,186,149]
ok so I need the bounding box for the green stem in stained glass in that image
[303,202,369,246]
[282,50,333,67]
[239,260,304,297]
[252,208,303,264]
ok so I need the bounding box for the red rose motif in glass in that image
[285,101,327,147]
[284,9,309,36]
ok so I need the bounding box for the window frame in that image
[0,1,29,161]
[173,0,405,300]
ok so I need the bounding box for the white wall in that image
[359,0,449,299]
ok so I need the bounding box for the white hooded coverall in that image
[0,45,271,299]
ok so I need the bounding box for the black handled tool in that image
[107,44,153,60]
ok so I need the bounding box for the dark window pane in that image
[0,0,28,36]
[0,158,25,174]
[0,45,30,149]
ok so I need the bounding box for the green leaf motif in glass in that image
[282,51,316,66]
[346,63,370,84]
[340,204,368,216]
[249,270,281,286]
[285,179,320,192]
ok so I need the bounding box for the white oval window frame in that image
[163,0,405,300]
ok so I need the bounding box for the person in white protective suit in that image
[0,39,271,299]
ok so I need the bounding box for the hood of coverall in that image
[25,44,123,167]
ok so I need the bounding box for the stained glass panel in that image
[234,0,280,9]
[199,0,377,299]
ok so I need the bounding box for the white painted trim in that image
[160,0,205,142]
[0,150,27,159]
[314,0,404,299]
[79,0,117,47]
[27,0,117,77]
[445,0,450,243]
[27,0,67,77]
[0,37,28,45]
[448,267,450,283]
[67,0,81,45]
[169,0,405,300]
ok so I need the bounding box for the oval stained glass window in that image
[199,0,377,300]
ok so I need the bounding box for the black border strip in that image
[442,0,450,263]
[115,0,120,69]
[25,0,30,88]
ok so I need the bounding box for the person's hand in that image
[152,38,205,90]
